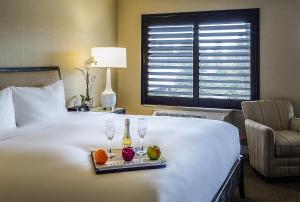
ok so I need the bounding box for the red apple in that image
[122,147,135,161]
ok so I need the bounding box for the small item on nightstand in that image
[122,118,132,147]
[67,106,86,112]
[76,57,96,111]
[81,97,93,111]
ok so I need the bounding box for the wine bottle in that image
[122,118,132,147]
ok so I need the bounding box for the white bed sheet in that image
[0,112,240,202]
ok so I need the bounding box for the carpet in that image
[232,159,300,202]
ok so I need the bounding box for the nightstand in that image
[68,106,125,114]
[91,107,126,114]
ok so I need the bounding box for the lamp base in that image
[101,90,116,109]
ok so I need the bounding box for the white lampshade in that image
[91,47,127,68]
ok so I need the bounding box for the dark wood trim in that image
[141,15,149,105]
[146,96,194,107]
[239,157,245,198]
[141,8,260,109]
[142,8,258,19]
[0,66,61,79]
[250,10,260,100]
[193,19,200,106]
[198,98,245,109]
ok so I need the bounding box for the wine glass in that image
[105,119,116,158]
[136,118,147,156]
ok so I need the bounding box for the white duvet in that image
[0,112,240,202]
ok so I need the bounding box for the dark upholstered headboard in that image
[0,66,61,90]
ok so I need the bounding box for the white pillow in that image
[0,87,16,131]
[12,80,68,126]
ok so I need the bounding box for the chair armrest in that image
[291,117,300,132]
[245,119,275,143]
[245,119,275,175]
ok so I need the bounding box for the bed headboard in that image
[0,66,61,90]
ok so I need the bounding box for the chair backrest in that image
[242,100,294,130]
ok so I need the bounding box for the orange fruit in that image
[94,149,108,165]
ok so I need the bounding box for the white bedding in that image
[0,112,240,202]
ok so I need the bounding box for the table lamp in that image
[91,47,127,109]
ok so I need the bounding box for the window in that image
[141,9,259,109]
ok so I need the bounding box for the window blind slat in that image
[149,27,193,33]
[199,24,250,30]
[200,79,250,84]
[199,39,250,43]
[149,65,193,70]
[200,66,250,70]
[199,31,250,37]
[149,40,193,44]
[149,33,193,39]
[149,59,193,63]
[200,59,250,63]
[149,84,193,89]
[150,53,193,57]
[149,46,193,51]
[199,52,250,57]
[199,45,250,50]
[199,93,250,100]
[200,73,249,77]
[148,91,192,96]
[199,86,250,91]
[149,72,192,76]
[149,78,192,82]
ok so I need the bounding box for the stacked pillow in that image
[0,88,16,131]
[12,80,68,126]
[0,80,68,131]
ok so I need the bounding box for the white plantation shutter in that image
[199,23,251,100]
[147,25,194,98]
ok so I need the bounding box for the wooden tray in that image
[91,149,167,174]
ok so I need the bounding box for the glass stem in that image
[109,140,112,154]
[141,138,143,151]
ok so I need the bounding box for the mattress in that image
[0,112,240,202]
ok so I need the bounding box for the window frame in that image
[141,9,260,109]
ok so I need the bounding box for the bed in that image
[0,67,244,202]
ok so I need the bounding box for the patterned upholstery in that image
[275,131,300,157]
[291,117,300,132]
[242,100,293,130]
[242,100,300,177]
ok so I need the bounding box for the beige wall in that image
[0,0,118,106]
[117,0,300,121]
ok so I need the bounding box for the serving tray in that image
[91,149,167,174]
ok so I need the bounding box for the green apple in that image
[147,145,161,160]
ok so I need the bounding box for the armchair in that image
[242,100,300,177]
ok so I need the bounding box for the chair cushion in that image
[275,130,300,157]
